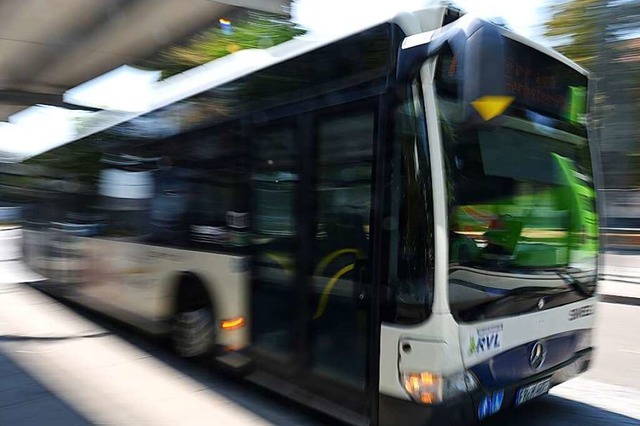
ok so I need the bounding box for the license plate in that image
[515,378,551,405]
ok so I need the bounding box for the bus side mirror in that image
[397,16,509,124]
[457,23,509,124]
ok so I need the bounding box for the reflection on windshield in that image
[442,109,598,319]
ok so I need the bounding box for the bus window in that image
[181,126,248,248]
[436,41,598,322]
[251,123,298,357]
[311,107,375,386]
[385,78,434,324]
[143,125,249,249]
[95,154,155,240]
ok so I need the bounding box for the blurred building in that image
[599,36,640,190]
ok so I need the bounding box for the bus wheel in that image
[171,278,215,358]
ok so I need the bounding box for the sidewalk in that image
[598,280,640,306]
[0,350,90,425]
[600,253,640,305]
[0,281,317,426]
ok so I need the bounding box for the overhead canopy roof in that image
[0,0,289,122]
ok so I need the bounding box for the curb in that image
[600,276,640,285]
[599,293,640,306]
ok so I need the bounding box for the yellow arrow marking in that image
[471,96,515,121]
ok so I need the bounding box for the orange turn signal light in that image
[221,317,245,330]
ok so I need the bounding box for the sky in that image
[0,0,550,160]
[293,0,549,41]
[453,0,548,40]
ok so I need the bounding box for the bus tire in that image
[171,274,216,359]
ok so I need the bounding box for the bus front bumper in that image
[379,348,592,426]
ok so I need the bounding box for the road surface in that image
[1,253,639,425]
[58,297,640,426]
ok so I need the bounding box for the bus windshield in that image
[437,42,598,322]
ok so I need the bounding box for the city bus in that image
[3,4,601,425]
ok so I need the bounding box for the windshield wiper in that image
[557,269,594,297]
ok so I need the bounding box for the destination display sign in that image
[436,36,588,124]
[503,38,587,122]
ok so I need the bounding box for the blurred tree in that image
[617,37,640,99]
[545,0,640,188]
[143,11,305,79]
[544,0,609,68]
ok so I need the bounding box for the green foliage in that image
[544,0,607,68]
[147,12,305,79]
[25,136,103,191]
[544,0,640,69]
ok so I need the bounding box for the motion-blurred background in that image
[0,0,638,246]
[0,2,638,426]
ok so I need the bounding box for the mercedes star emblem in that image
[530,342,546,370]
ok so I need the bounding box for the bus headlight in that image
[401,371,479,404]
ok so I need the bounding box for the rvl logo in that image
[469,324,503,355]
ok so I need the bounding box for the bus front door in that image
[250,100,378,420]
[305,105,376,414]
